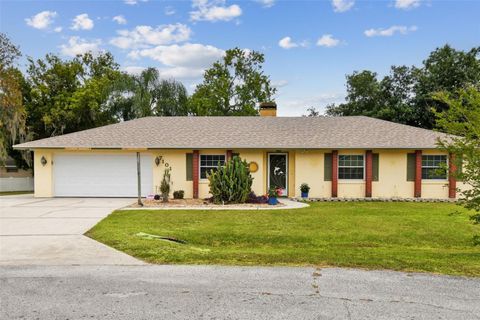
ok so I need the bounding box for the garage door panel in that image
[54,154,153,197]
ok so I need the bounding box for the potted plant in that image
[268,186,281,205]
[300,183,310,198]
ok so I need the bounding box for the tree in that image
[327,70,383,118]
[109,68,189,120]
[304,106,322,117]
[26,52,121,139]
[189,48,276,116]
[435,87,480,224]
[327,45,480,129]
[0,33,27,165]
[155,79,189,116]
[414,45,480,128]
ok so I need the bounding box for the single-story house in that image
[13,103,464,199]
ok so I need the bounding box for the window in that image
[422,155,447,180]
[200,155,225,179]
[338,155,364,180]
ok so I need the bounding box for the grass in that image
[87,202,480,277]
[0,191,33,196]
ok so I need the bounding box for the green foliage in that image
[268,186,281,198]
[173,190,185,200]
[300,183,310,193]
[160,167,172,202]
[207,156,253,204]
[326,45,480,129]
[0,33,28,165]
[189,47,276,116]
[435,87,480,224]
[25,52,121,139]
[109,68,189,120]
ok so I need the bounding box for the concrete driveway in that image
[0,195,144,265]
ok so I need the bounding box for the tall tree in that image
[436,87,480,224]
[414,45,480,128]
[326,45,480,129]
[189,48,276,116]
[0,33,27,164]
[26,52,121,139]
[109,68,189,120]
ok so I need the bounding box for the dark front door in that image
[268,153,288,196]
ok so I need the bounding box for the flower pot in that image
[301,192,309,198]
[268,197,278,205]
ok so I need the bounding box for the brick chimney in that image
[259,102,277,117]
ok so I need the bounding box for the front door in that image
[268,153,288,196]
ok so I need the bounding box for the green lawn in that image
[0,191,33,196]
[87,202,480,276]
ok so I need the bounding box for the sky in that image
[1,0,479,116]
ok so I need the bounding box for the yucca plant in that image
[207,156,253,204]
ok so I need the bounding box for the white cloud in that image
[113,15,127,25]
[127,43,224,79]
[278,37,298,49]
[190,0,242,22]
[364,25,418,37]
[110,23,191,49]
[124,0,148,5]
[25,11,57,30]
[332,0,355,12]
[60,36,102,57]
[395,0,421,9]
[54,26,63,33]
[276,93,345,116]
[164,6,176,15]
[130,43,224,68]
[257,0,275,8]
[122,66,146,75]
[123,65,206,80]
[278,37,309,49]
[316,34,341,47]
[71,13,94,30]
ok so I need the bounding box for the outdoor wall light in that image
[155,156,161,166]
[40,156,47,166]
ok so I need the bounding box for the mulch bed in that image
[128,198,284,208]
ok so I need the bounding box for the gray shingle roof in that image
[13,116,448,150]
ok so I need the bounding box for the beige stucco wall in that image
[31,148,467,200]
[152,149,193,199]
[235,149,265,196]
[294,150,331,198]
[34,150,54,197]
[371,150,414,198]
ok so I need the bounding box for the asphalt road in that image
[1,265,479,320]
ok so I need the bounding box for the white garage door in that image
[54,153,153,197]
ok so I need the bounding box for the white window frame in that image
[338,154,365,181]
[421,154,448,181]
[199,154,226,180]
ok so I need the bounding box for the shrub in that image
[153,194,161,200]
[160,167,171,202]
[173,190,185,199]
[208,156,253,204]
[246,192,268,204]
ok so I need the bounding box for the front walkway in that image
[0,195,144,265]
